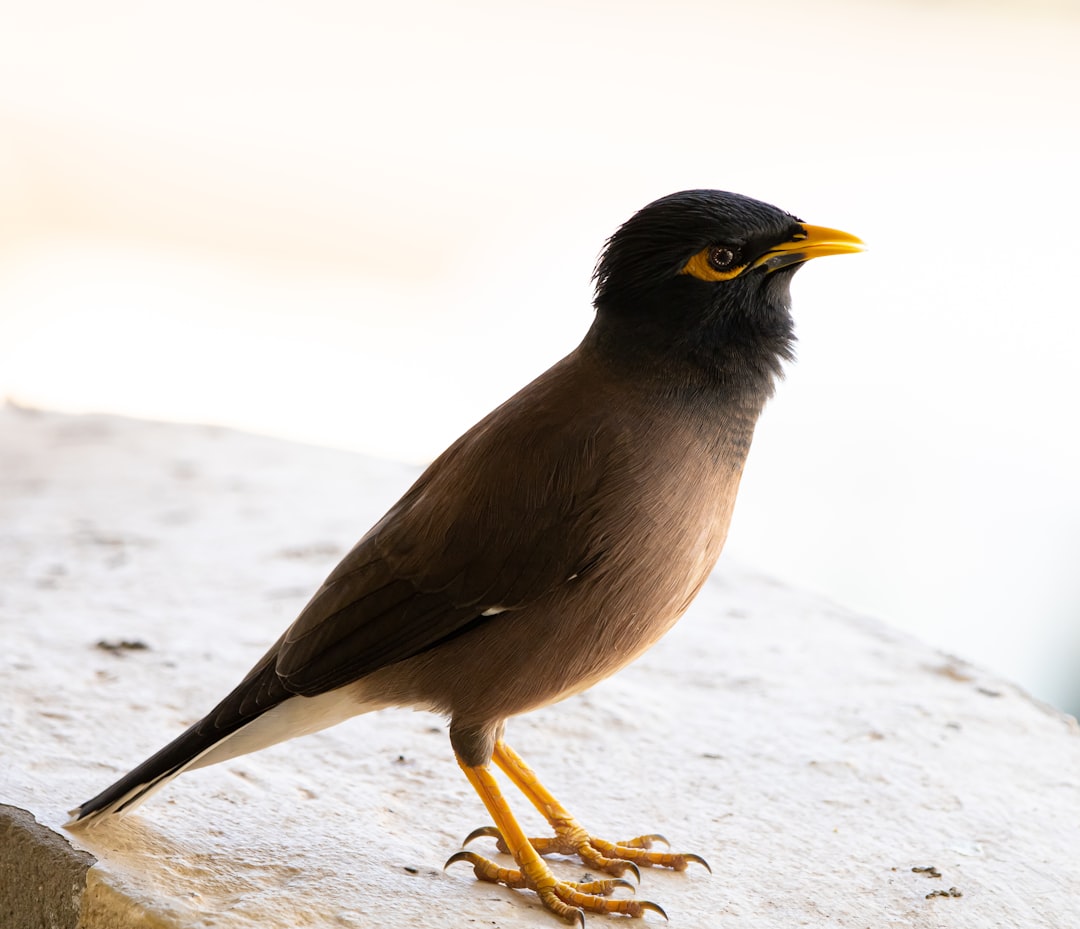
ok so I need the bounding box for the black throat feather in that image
[586,267,798,409]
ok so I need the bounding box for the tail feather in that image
[67,709,266,827]
[67,657,293,828]
[67,669,375,828]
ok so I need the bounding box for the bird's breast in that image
[578,412,751,660]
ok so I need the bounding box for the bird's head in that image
[590,189,862,398]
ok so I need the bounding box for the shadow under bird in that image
[68,189,863,924]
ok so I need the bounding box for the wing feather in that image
[275,359,616,697]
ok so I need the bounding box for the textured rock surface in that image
[0,804,96,929]
[1,404,1077,928]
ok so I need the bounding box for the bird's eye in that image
[679,244,746,282]
[707,246,738,271]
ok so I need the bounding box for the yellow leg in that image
[447,754,665,925]
[491,740,710,875]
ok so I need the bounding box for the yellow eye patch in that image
[679,247,747,282]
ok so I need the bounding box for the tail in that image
[68,645,382,828]
[66,717,255,826]
[66,654,298,827]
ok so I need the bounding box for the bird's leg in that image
[447,754,663,925]
[488,739,710,877]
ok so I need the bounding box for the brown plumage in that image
[68,189,862,924]
[330,352,759,765]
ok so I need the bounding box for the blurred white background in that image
[2,0,1078,714]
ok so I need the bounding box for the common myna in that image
[68,190,862,923]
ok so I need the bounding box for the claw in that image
[444,849,477,871]
[640,900,669,921]
[684,853,712,874]
[462,825,502,846]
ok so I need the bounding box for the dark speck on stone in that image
[95,639,150,654]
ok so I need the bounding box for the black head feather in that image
[588,190,809,401]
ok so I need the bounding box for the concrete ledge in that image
[1,804,95,929]
[1,405,1078,928]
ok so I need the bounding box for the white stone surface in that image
[1,404,1077,928]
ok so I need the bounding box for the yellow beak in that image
[753,224,865,273]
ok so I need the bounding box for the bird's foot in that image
[465,824,710,880]
[445,848,665,926]
[453,750,671,924]
[484,739,710,879]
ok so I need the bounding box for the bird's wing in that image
[275,382,619,697]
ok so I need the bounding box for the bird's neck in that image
[582,307,793,415]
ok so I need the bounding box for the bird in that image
[67,189,862,924]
